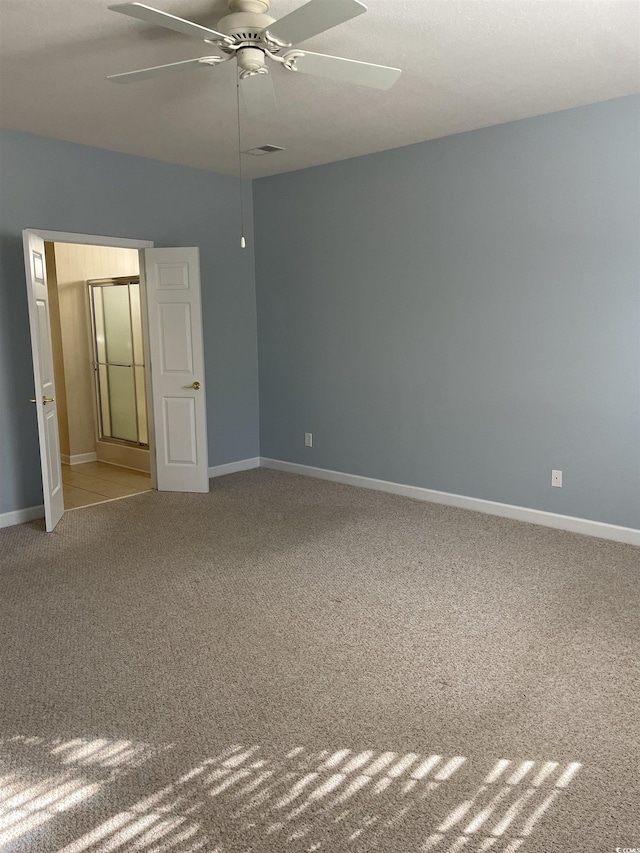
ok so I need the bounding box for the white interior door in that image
[143,247,209,492]
[23,231,65,531]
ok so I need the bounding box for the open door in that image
[23,231,64,531]
[143,247,209,493]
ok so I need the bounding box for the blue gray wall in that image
[0,128,259,515]
[254,96,640,529]
[3,97,639,528]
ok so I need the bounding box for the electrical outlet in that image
[305,432,313,447]
[552,469,562,488]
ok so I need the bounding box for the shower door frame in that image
[87,276,150,450]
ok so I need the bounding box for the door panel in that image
[157,262,190,289]
[163,398,198,465]
[45,409,62,497]
[159,304,193,373]
[23,231,65,531]
[36,300,55,389]
[143,247,208,492]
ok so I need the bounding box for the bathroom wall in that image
[51,242,140,461]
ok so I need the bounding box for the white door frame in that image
[24,229,157,503]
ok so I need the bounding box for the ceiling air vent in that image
[243,145,285,156]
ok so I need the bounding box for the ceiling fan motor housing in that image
[217,0,277,73]
[217,1,275,42]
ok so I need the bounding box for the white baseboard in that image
[0,505,45,529]
[208,457,261,478]
[96,459,150,474]
[3,460,637,546]
[61,452,97,466]
[260,458,640,547]
[1,459,260,530]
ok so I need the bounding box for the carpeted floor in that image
[0,468,638,853]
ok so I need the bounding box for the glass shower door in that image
[89,278,148,447]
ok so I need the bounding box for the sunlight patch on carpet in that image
[0,735,580,852]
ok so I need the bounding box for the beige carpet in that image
[0,468,638,852]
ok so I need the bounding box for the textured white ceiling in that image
[0,0,639,177]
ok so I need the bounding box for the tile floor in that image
[62,461,152,510]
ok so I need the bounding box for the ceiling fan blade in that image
[263,0,366,48]
[107,56,221,84]
[286,50,401,90]
[109,3,232,43]
[240,72,277,117]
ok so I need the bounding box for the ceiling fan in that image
[107,0,402,114]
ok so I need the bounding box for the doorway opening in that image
[26,229,209,532]
[44,241,152,511]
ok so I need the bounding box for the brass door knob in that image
[29,396,55,404]
[187,381,201,390]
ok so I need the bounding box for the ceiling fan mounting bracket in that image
[279,50,305,72]
[238,65,269,79]
[260,30,292,51]
[197,55,232,67]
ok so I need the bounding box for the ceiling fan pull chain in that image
[236,74,247,249]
